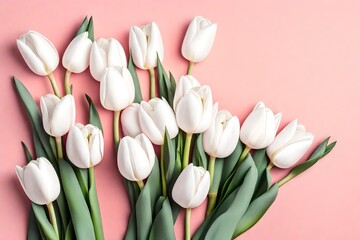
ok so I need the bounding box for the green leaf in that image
[156,55,175,107]
[220,141,243,188]
[65,221,75,240]
[87,16,94,42]
[169,72,176,93]
[22,142,33,162]
[192,134,208,169]
[128,54,143,103]
[278,137,336,187]
[233,184,278,237]
[59,159,96,240]
[163,129,176,182]
[75,16,89,37]
[27,208,44,240]
[252,149,272,199]
[135,158,161,240]
[86,94,103,133]
[88,167,104,240]
[74,168,89,198]
[125,210,137,240]
[149,197,176,240]
[209,159,224,194]
[31,204,57,240]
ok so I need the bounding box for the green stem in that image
[64,70,72,95]
[207,192,217,216]
[185,208,191,240]
[278,175,292,188]
[46,202,59,239]
[137,180,144,190]
[206,155,217,215]
[149,68,156,99]
[47,72,61,98]
[239,146,251,162]
[267,162,274,171]
[160,144,167,197]
[113,110,121,152]
[182,133,193,169]
[89,166,104,240]
[187,61,194,75]
[55,137,63,160]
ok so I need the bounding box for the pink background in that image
[0,0,359,239]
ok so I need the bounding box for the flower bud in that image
[62,32,92,73]
[240,102,281,149]
[90,38,127,81]
[139,98,178,145]
[100,66,135,111]
[172,163,210,208]
[203,110,240,158]
[117,134,155,181]
[173,75,200,111]
[121,103,142,138]
[175,85,217,134]
[40,94,76,137]
[66,124,104,168]
[16,31,59,75]
[129,22,164,69]
[182,16,217,63]
[16,157,60,205]
[266,120,314,168]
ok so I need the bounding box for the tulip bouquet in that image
[13,16,335,240]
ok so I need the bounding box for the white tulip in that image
[16,157,60,205]
[100,66,135,111]
[62,32,92,73]
[182,16,217,63]
[40,94,76,137]
[175,85,217,134]
[240,102,282,149]
[117,134,155,181]
[90,38,127,81]
[139,98,178,145]
[129,22,164,69]
[16,31,59,76]
[203,110,240,158]
[266,120,314,168]
[172,163,210,209]
[66,124,104,168]
[121,103,142,138]
[173,75,200,111]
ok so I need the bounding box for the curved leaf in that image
[149,197,176,240]
[128,55,143,103]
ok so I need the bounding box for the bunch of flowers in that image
[14,16,335,240]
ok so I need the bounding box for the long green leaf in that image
[85,94,103,133]
[88,167,104,240]
[149,197,176,240]
[192,134,208,169]
[27,207,44,240]
[65,221,75,240]
[32,204,57,240]
[220,141,243,188]
[128,54,143,103]
[233,184,278,237]
[124,210,137,240]
[59,159,96,240]
[163,129,176,182]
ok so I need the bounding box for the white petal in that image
[50,95,75,137]
[66,125,90,168]
[172,164,196,208]
[129,27,147,69]
[188,169,210,208]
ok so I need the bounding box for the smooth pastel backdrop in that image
[0,0,358,239]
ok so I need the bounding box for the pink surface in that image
[0,0,359,239]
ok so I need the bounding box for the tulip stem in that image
[277,175,292,188]
[267,162,274,171]
[113,110,121,152]
[182,133,193,169]
[46,202,59,239]
[206,156,217,215]
[187,61,194,75]
[160,144,167,197]
[55,137,63,160]
[64,70,72,95]
[208,156,216,187]
[149,68,156,99]
[207,191,217,216]
[239,146,251,162]
[47,72,61,98]
[185,208,191,240]
[137,180,144,190]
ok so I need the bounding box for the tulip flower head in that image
[240,102,282,149]
[266,120,314,168]
[16,30,59,76]
[100,66,135,111]
[203,110,240,158]
[173,75,201,111]
[117,134,155,182]
[182,16,217,63]
[139,98,179,145]
[121,103,142,138]
[40,94,76,137]
[90,38,127,81]
[16,157,60,205]
[172,164,210,209]
[175,85,218,134]
[129,22,164,69]
[66,124,104,168]
[62,32,92,73]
